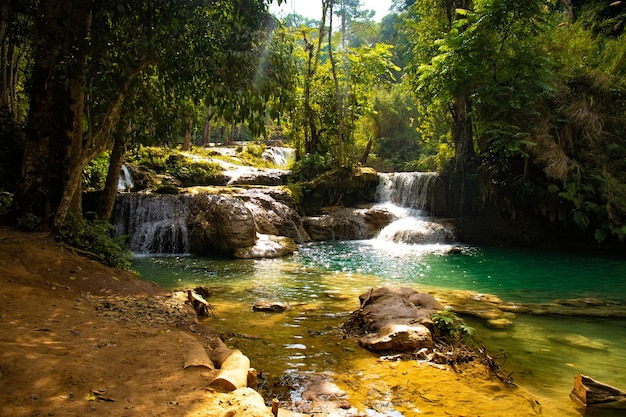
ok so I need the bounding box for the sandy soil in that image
[0,227,249,417]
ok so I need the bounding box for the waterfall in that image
[262,147,295,168]
[117,164,135,192]
[112,194,190,254]
[374,172,454,245]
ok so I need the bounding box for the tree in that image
[406,0,553,212]
[13,0,293,231]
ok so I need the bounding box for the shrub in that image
[432,308,476,344]
[57,214,132,270]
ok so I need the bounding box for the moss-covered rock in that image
[299,167,380,215]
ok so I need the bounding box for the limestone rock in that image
[359,323,433,352]
[188,194,256,255]
[238,188,310,243]
[234,234,298,259]
[343,287,443,353]
[252,300,290,312]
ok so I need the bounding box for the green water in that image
[132,241,626,416]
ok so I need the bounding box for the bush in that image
[0,191,12,217]
[57,214,132,270]
[290,153,335,183]
[432,308,476,345]
[165,154,225,187]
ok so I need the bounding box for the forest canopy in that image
[0,0,625,248]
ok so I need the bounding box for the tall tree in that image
[14,0,291,231]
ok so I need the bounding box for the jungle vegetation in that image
[0,0,624,249]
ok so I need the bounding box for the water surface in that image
[132,241,626,416]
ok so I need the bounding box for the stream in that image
[132,241,626,416]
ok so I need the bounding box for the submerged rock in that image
[252,300,290,312]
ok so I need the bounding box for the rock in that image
[435,290,516,328]
[303,208,370,241]
[343,287,443,353]
[547,334,608,351]
[252,300,290,312]
[226,167,290,186]
[238,188,310,243]
[359,323,433,352]
[188,194,257,255]
[234,234,298,259]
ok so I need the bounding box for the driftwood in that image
[186,289,214,317]
[180,333,215,370]
[209,349,251,391]
[570,374,626,410]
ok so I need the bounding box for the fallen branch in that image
[209,349,251,391]
[571,374,626,409]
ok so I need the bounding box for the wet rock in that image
[238,188,310,243]
[435,290,516,328]
[343,287,442,353]
[234,234,298,259]
[303,208,371,241]
[360,323,433,352]
[188,194,257,255]
[252,300,290,312]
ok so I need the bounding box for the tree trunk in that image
[202,107,213,146]
[97,132,125,221]
[449,94,475,215]
[183,120,191,151]
[327,0,343,167]
[15,0,91,228]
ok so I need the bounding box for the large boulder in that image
[188,194,257,255]
[303,206,393,241]
[343,287,443,353]
[234,234,298,259]
[237,188,310,243]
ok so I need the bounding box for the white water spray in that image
[374,172,455,245]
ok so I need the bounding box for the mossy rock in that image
[300,167,380,215]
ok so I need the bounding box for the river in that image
[131,241,626,416]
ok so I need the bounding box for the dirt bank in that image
[0,227,252,417]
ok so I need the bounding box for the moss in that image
[164,154,226,187]
[299,166,380,215]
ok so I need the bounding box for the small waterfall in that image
[375,172,437,212]
[262,147,295,168]
[112,194,189,254]
[117,164,135,192]
[374,172,454,245]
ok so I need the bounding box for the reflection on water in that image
[132,241,626,416]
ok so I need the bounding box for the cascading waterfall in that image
[112,194,190,254]
[117,164,135,192]
[374,172,455,244]
[262,147,295,168]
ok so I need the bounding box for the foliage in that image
[16,212,42,232]
[82,153,111,191]
[0,191,13,217]
[164,154,225,187]
[432,308,476,344]
[290,153,336,183]
[128,146,169,173]
[56,214,132,270]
